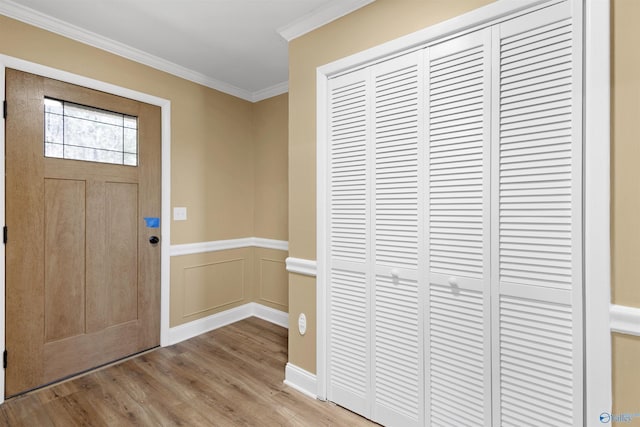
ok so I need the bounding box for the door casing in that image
[0,55,172,403]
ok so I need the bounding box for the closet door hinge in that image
[3,350,7,369]
[3,226,7,244]
[3,100,6,119]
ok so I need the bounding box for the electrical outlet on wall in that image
[173,207,187,221]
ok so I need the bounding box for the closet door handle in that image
[448,276,458,286]
[391,269,400,279]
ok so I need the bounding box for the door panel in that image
[44,178,86,343]
[426,28,492,427]
[5,69,161,397]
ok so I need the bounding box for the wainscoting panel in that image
[255,248,288,312]
[170,247,253,327]
[183,258,245,317]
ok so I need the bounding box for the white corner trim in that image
[170,237,288,257]
[277,0,374,42]
[252,81,289,102]
[167,302,288,345]
[284,363,318,399]
[610,305,640,336]
[286,257,317,277]
[0,0,278,102]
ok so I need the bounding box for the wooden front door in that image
[5,69,161,397]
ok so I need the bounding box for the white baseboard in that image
[167,302,288,345]
[252,303,289,329]
[284,362,317,399]
[611,304,640,336]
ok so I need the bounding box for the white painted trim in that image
[610,305,640,337]
[170,238,254,256]
[0,54,172,404]
[0,0,283,102]
[170,237,288,257]
[584,0,612,424]
[253,238,290,252]
[277,0,375,42]
[167,302,288,345]
[316,65,329,401]
[251,81,288,103]
[284,363,318,399]
[252,303,289,329]
[285,257,317,277]
[315,0,611,417]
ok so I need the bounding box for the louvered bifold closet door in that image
[326,68,372,418]
[371,51,424,427]
[425,28,492,427]
[492,2,583,426]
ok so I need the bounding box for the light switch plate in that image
[173,207,187,221]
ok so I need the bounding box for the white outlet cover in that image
[173,207,187,221]
[298,313,307,336]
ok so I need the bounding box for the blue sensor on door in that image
[144,217,160,228]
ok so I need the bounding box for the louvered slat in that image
[374,57,420,270]
[427,28,491,427]
[372,51,424,427]
[327,69,370,418]
[495,3,581,426]
[374,275,420,420]
[429,37,487,280]
[330,74,368,264]
[329,269,368,397]
[429,284,485,427]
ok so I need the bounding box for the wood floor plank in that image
[0,317,377,426]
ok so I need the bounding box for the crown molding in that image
[251,81,289,102]
[0,0,287,102]
[277,0,375,42]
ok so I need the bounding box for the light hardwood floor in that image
[0,317,377,426]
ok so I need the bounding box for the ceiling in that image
[0,0,373,101]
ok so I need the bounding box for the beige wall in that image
[253,94,289,241]
[0,15,289,327]
[288,0,640,412]
[611,0,640,415]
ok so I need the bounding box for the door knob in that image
[149,236,160,244]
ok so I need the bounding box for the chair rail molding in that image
[611,305,640,336]
[170,237,288,257]
[285,257,317,277]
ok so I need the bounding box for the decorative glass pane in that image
[124,128,137,153]
[124,153,137,166]
[43,97,138,166]
[44,112,63,144]
[45,142,63,158]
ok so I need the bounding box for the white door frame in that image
[0,55,173,403]
[316,0,611,425]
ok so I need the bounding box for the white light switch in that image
[173,207,187,221]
